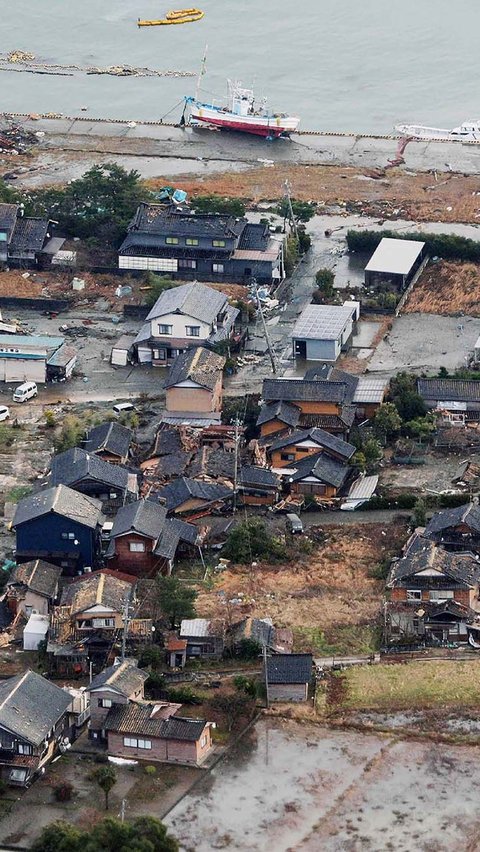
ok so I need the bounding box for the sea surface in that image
[1,0,479,132]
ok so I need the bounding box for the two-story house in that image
[6,559,61,617]
[423,503,480,554]
[84,422,133,466]
[267,427,355,502]
[105,499,199,577]
[0,670,73,787]
[386,534,480,644]
[118,203,283,285]
[13,485,104,574]
[50,447,138,516]
[0,202,59,269]
[87,661,148,740]
[133,281,239,367]
[164,347,225,418]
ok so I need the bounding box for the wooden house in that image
[50,447,138,516]
[423,503,480,554]
[265,654,312,702]
[84,422,133,466]
[87,661,148,740]
[164,347,225,415]
[6,559,61,617]
[180,618,225,660]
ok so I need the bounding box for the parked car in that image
[0,405,10,422]
[13,382,37,403]
[286,513,304,534]
[112,402,134,414]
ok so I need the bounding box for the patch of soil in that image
[404,260,480,316]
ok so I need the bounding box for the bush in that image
[166,686,201,705]
[144,765,157,776]
[6,485,32,503]
[235,638,262,661]
[54,782,74,802]
[222,519,286,563]
[438,493,470,508]
[233,675,257,697]
[347,229,480,262]
[363,495,390,510]
[44,410,56,428]
[138,645,164,670]
[192,194,246,217]
[276,199,316,223]
[396,493,417,509]
[94,753,109,764]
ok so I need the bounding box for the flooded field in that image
[167,718,480,851]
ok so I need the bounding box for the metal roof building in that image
[365,238,426,289]
[291,303,357,362]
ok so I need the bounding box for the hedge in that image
[346,229,480,262]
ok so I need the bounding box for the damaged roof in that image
[51,447,133,491]
[387,535,480,587]
[145,281,228,325]
[104,702,207,741]
[164,346,225,391]
[7,559,61,598]
[263,379,347,404]
[88,661,148,696]
[424,503,480,537]
[110,499,168,541]
[13,485,103,529]
[266,653,312,684]
[60,570,135,613]
[157,477,232,511]
[256,400,301,428]
[0,670,72,746]
[285,451,350,489]
[238,466,279,488]
[269,427,355,460]
[9,217,50,253]
[84,422,133,459]
[128,203,244,238]
[417,378,480,403]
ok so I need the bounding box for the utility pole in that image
[232,417,241,513]
[253,278,277,375]
[121,587,133,663]
[120,799,126,824]
[263,643,270,709]
[284,179,298,240]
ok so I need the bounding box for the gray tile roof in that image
[13,485,104,530]
[268,427,355,460]
[157,477,232,512]
[256,400,301,428]
[60,571,135,613]
[286,452,350,489]
[266,654,312,684]
[154,517,199,559]
[110,499,168,540]
[263,379,347,404]
[7,559,61,598]
[9,217,50,252]
[0,203,18,233]
[0,671,72,746]
[164,347,225,391]
[239,466,279,489]
[104,702,207,741]
[424,503,480,537]
[387,536,480,587]
[51,447,132,491]
[417,378,480,404]
[145,282,228,325]
[188,447,235,481]
[88,662,148,697]
[84,422,133,459]
[128,203,244,239]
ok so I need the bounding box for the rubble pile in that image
[0,120,39,153]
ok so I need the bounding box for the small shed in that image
[364,238,426,291]
[111,335,135,367]
[266,653,313,702]
[23,613,49,650]
[291,303,357,362]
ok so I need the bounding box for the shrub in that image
[233,675,257,697]
[363,495,390,510]
[438,493,470,508]
[347,229,480,262]
[222,519,286,563]
[138,645,164,670]
[54,782,74,802]
[235,638,262,661]
[192,194,246,217]
[396,493,417,509]
[144,765,157,776]
[94,753,109,764]
[166,686,201,705]
[44,410,56,428]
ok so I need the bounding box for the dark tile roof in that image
[299,407,356,431]
[238,466,279,488]
[149,450,192,481]
[152,427,183,457]
[164,347,225,391]
[263,379,347,404]
[424,503,480,537]
[285,452,350,489]
[417,378,480,403]
[104,702,207,741]
[13,484,103,530]
[84,422,133,459]
[387,536,480,587]
[0,203,18,234]
[269,427,355,460]
[60,570,135,613]
[266,653,312,684]
[154,517,199,559]
[9,217,50,252]
[237,222,269,251]
[7,559,61,598]
[110,499,167,540]
[188,447,236,481]
[145,282,227,326]
[0,671,72,746]
[51,447,132,491]
[157,477,232,511]
[127,203,245,239]
[256,400,301,428]
[88,662,148,697]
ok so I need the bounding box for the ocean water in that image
[1,0,479,132]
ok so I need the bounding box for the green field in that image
[339,660,480,711]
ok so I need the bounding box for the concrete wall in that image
[306,338,340,362]
[269,683,308,702]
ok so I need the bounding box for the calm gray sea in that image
[1,0,478,132]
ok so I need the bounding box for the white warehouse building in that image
[291,302,359,362]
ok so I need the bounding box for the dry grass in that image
[342,660,480,710]
[148,164,480,224]
[404,260,480,316]
[197,523,407,655]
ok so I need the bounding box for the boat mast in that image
[195,44,208,102]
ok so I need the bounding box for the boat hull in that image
[190,105,299,138]
[395,123,480,142]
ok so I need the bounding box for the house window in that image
[99,699,112,708]
[280,452,295,461]
[429,590,454,601]
[10,768,27,783]
[178,259,197,269]
[166,237,179,245]
[93,618,115,628]
[302,483,327,496]
[186,238,199,246]
[200,734,207,748]
[212,263,224,274]
[406,590,422,601]
[212,240,226,247]
[123,737,151,749]
[61,532,75,540]
[129,541,146,552]
[0,232,7,241]
[158,324,173,335]
[18,743,32,755]
[185,326,200,337]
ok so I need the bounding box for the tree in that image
[31,816,178,852]
[373,403,402,443]
[54,415,85,453]
[315,268,335,296]
[390,372,427,421]
[208,692,255,732]
[93,765,117,811]
[412,497,427,527]
[404,414,436,444]
[156,575,197,629]
[276,198,315,223]
[191,194,245,217]
[363,437,383,472]
[222,519,286,563]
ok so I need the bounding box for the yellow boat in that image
[138,8,204,26]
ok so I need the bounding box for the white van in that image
[13,382,38,403]
[112,402,134,414]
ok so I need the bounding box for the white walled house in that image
[291,302,359,362]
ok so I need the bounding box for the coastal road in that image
[4,115,480,186]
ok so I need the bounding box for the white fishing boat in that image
[186,80,300,138]
[395,120,480,142]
